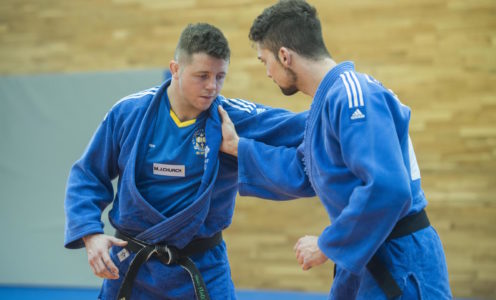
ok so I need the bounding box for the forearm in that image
[238,138,314,200]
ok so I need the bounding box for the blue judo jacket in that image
[64,79,312,299]
[238,62,451,299]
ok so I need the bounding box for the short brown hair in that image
[249,0,330,60]
[175,23,230,62]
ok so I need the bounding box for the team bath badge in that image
[192,128,206,155]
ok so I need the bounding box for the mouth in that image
[200,95,216,101]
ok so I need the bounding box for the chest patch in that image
[153,163,185,177]
[192,128,206,155]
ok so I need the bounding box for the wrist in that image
[82,233,98,245]
[232,136,239,157]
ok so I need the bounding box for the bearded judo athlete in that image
[217,1,452,299]
[64,23,313,300]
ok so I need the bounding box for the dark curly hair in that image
[175,23,230,62]
[249,0,330,60]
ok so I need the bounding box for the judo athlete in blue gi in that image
[218,1,452,299]
[64,23,312,300]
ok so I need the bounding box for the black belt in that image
[332,209,430,299]
[115,230,223,300]
[367,209,430,299]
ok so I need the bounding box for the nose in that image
[266,69,272,79]
[206,77,216,91]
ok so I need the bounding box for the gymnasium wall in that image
[0,1,495,299]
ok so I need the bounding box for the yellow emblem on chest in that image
[192,128,206,155]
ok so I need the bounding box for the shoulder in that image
[219,96,260,114]
[326,70,411,129]
[112,86,159,112]
[328,69,396,112]
[316,70,375,130]
[104,86,159,121]
[218,95,274,123]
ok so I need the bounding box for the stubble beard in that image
[279,67,299,96]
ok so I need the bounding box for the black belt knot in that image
[115,230,222,300]
[154,244,177,265]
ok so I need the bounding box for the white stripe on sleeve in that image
[344,71,359,108]
[222,98,252,113]
[112,87,159,108]
[118,87,159,102]
[349,72,364,107]
[232,98,256,110]
[340,74,353,108]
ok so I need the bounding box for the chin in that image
[280,86,299,96]
[197,98,214,110]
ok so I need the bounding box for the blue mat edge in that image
[0,285,328,300]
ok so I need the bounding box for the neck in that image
[167,80,202,121]
[296,57,337,97]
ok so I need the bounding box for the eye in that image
[195,73,208,80]
[216,74,225,81]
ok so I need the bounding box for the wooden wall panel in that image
[1,0,495,298]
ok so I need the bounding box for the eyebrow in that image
[194,71,226,76]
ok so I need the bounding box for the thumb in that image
[218,106,230,122]
[110,237,128,247]
[302,257,312,271]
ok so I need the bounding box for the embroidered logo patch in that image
[192,128,206,155]
[117,248,130,262]
[153,163,185,177]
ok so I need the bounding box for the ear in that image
[278,47,292,67]
[169,60,180,79]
